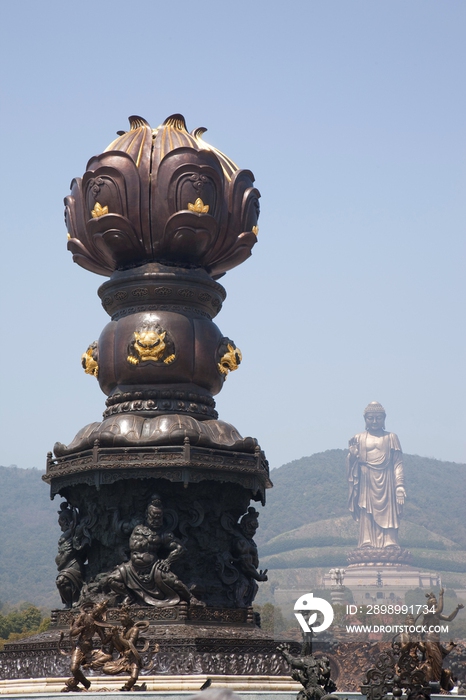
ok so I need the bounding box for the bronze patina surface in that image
[0,114,281,683]
[278,635,337,700]
[40,113,271,612]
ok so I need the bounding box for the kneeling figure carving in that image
[106,494,201,607]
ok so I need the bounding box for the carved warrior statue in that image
[60,601,151,692]
[93,607,150,691]
[60,600,109,691]
[105,494,201,607]
[417,589,464,691]
[233,507,268,605]
[278,640,337,700]
[55,502,93,607]
[346,402,407,555]
[215,507,268,607]
[44,113,271,612]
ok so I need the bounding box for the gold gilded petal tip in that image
[163,114,188,131]
[252,225,259,236]
[91,202,109,218]
[128,115,150,130]
[188,198,209,214]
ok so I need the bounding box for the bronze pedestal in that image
[1,113,282,684]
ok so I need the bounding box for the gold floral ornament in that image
[218,342,242,377]
[91,202,109,218]
[187,198,209,214]
[252,225,259,236]
[127,328,176,366]
[82,342,99,378]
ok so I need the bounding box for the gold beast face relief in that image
[82,341,99,378]
[217,338,242,378]
[127,326,175,366]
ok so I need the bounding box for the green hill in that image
[0,467,60,609]
[0,450,465,609]
[260,516,461,557]
[260,546,466,573]
[258,450,466,551]
[253,451,466,631]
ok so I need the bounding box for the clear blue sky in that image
[0,0,465,471]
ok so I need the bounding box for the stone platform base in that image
[0,611,300,681]
[0,682,463,700]
[346,547,413,567]
[323,564,441,604]
[0,675,300,695]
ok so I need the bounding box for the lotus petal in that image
[65,114,260,278]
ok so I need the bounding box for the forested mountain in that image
[0,450,465,608]
[0,467,59,609]
[258,450,466,550]
[254,449,466,609]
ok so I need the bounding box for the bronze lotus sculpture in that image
[0,113,298,685]
[44,114,271,619]
[65,114,260,279]
[52,114,263,460]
